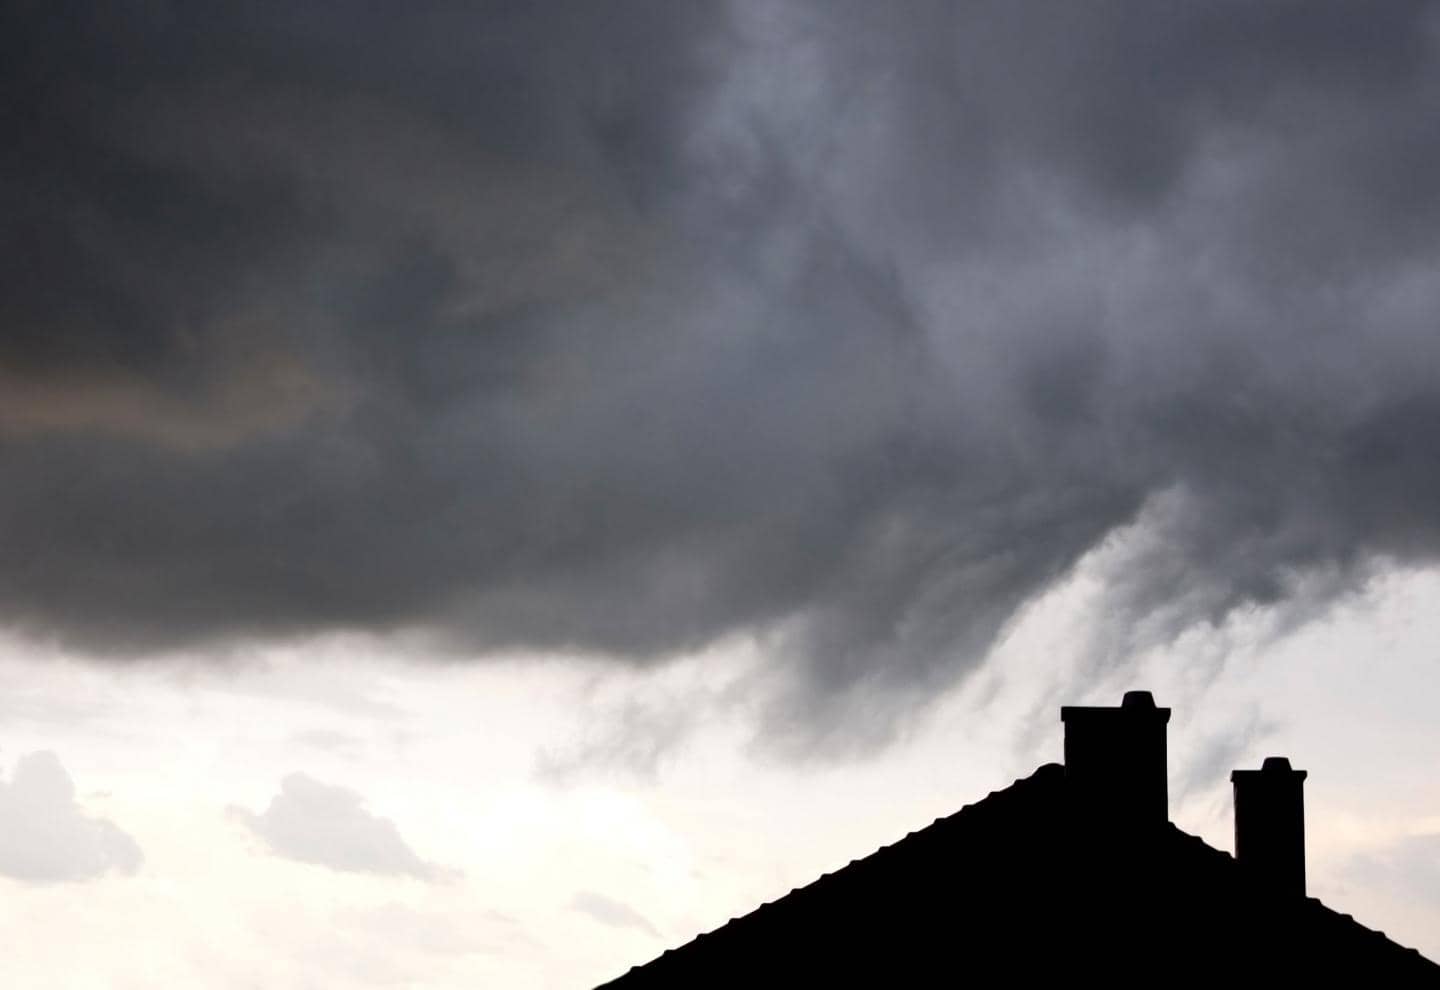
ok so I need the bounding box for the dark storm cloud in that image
[5,1,1440,747]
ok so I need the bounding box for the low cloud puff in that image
[229,773,456,882]
[570,890,661,938]
[0,751,142,883]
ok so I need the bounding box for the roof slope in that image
[600,763,1439,986]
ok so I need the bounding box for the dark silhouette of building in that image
[599,692,1439,986]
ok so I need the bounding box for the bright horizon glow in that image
[1,560,1437,987]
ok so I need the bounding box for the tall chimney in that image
[1231,756,1307,897]
[1060,690,1171,825]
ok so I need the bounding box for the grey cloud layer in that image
[5,2,1440,743]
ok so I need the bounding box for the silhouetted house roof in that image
[599,692,1439,987]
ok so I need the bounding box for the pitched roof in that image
[600,763,1439,986]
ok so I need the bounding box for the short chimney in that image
[1231,756,1307,897]
[1061,690,1172,824]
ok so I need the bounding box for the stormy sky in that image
[3,2,1440,985]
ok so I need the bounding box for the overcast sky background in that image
[3,1,1440,985]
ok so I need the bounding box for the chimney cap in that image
[1232,756,1308,783]
[1061,691,1171,723]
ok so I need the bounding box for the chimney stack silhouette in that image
[1061,690,1171,825]
[1231,756,1308,897]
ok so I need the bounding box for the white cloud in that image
[0,750,142,883]
[1348,832,1440,910]
[570,890,661,938]
[229,773,457,882]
